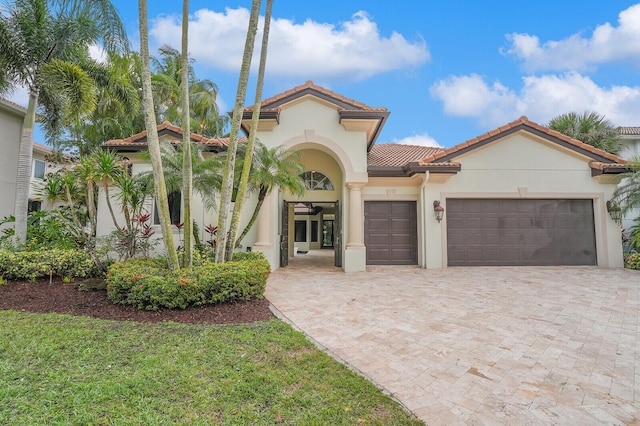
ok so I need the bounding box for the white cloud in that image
[392,133,441,147]
[429,74,521,127]
[88,43,107,63]
[149,8,429,81]
[503,4,640,71]
[430,72,640,127]
[5,85,29,108]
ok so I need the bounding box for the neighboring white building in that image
[617,127,640,232]
[29,141,67,212]
[0,98,26,228]
[101,82,627,271]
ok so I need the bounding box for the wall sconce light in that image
[433,200,445,223]
[606,200,622,225]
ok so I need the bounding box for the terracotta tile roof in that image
[589,162,628,170]
[419,116,627,166]
[368,143,443,167]
[104,121,230,148]
[618,126,640,136]
[32,141,54,153]
[0,97,27,112]
[248,80,387,112]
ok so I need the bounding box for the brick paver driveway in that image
[266,255,639,424]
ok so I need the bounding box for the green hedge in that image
[625,253,640,270]
[0,249,97,282]
[106,252,271,310]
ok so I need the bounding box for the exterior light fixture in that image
[606,200,622,225]
[433,200,445,223]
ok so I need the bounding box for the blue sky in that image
[11,1,640,148]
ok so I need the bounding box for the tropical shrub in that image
[624,253,640,270]
[0,211,82,250]
[0,248,98,281]
[106,252,270,310]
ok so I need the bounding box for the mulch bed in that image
[0,279,275,324]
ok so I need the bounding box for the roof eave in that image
[339,110,390,151]
[240,109,280,135]
[590,166,631,177]
[368,162,461,177]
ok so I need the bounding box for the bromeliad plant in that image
[205,224,217,249]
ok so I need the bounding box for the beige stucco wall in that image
[0,105,23,226]
[422,131,623,268]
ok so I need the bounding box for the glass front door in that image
[322,220,334,248]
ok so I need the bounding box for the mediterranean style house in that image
[102,81,628,271]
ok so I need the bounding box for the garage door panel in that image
[391,203,413,216]
[391,218,412,229]
[447,199,596,266]
[368,217,389,227]
[368,233,391,245]
[365,201,417,265]
[367,203,390,215]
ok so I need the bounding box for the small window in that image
[28,199,42,213]
[300,171,334,190]
[33,160,45,179]
[294,220,307,242]
[311,220,319,242]
[154,191,181,225]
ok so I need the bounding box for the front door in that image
[280,200,289,267]
[334,200,342,267]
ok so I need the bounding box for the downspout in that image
[420,172,429,269]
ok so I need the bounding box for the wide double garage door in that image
[447,199,597,266]
[364,201,418,265]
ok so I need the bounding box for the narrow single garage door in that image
[447,199,597,266]
[365,201,418,265]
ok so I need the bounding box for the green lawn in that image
[0,311,422,425]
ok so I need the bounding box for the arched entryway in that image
[280,200,341,268]
[279,147,344,268]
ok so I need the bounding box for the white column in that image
[347,183,365,248]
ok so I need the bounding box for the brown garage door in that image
[365,201,418,265]
[447,199,597,266]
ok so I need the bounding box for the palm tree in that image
[151,45,227,138]
[0,0,128,244]
[75,156,98,237]
[138,0,179,270]
[153,141,224,212]
[216,0,263,262]
[235,143,305,247]
[180,0,193,267]
[226,0,274,260]
[55,52,144,156]
[92,149,124,229]
[190,79,228,138]
[548,111,622,155]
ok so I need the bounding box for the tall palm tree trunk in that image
[226,0,273,261]
[13,91,38,245]
[138,0,179,270]
[180,0,193,267]
[215,0,262,262]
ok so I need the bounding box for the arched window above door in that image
[300,171,334,190]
